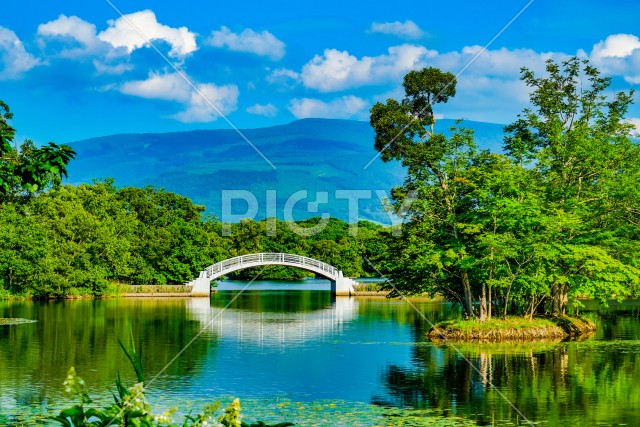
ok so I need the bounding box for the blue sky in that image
[1,0,640,144]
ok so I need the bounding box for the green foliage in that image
[116,185,215,285]
[0,203,48,296]
[0,178,389,299]
[51,337,293,427]
[0,101,76,196]
[505,58,640,314]
[431,317,559,335]
[370,68,456,162]
[371,59,640,320]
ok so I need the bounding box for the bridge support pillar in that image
[331,271,355,296]
[188,271,211,296]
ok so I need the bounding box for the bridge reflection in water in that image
[186,296,358,347]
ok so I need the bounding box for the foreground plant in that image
[51,338,293,427]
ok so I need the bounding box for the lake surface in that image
[1,279,639,426]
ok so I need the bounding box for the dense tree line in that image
[0,99,389,299]
[0,180,388,299]
[371,58,640,320]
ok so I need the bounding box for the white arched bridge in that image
[187,253,357,296]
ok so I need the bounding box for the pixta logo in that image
[220,189,416,237]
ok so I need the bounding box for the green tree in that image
[505,58,640,314]
[371,69,489,318]
[28,183,135,297]
[0,203,49,296]
[370,68,456,160]
[372,59,640,320]
[117,186,214,285]
[0,100,76,196]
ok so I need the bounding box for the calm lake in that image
[1,279,639,426]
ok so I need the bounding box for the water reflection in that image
[1,288,639,426]
[0,298,214,421]
[377,302,640,426]
[188,293,357,347]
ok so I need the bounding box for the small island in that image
[368,58,640,339]
[0,318,37,325]
[427,316,597,341]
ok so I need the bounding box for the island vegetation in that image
[369,57,640,337]
[1,58,640,341]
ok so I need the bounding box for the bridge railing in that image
[205,253,337,279]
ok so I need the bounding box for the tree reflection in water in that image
[377,305,640,425]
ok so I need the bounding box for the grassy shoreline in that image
[427,316,597,342]
[1,282,444,300]
[0,318,38,325]
[0,284,193,300]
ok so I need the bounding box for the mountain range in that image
[66,118,505,223]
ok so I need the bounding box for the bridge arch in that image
[187,253,356,296]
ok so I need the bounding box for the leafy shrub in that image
[51,338,293,427]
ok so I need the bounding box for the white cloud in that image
[37,15,105,58]
[589,34,640,84]
[370,20,424,40]
[0,26,40,80]
[289,43,566,123]
[92,59,133,75]
[627,118,640,137]
[247,103,278,117]
[268,68,299,80]
[172,83,239,122]
[37,12,188,73]
[296,40,566,95]
[119,71,238,122]
[415,47,561,123]
[121,71,191,101]
[288,96,368,119]
[206,26,285,60]
[433,46,558,77]
[290,40,582,124]
[98,10,197,59]
[266,68,300,90]
[356,45,566,124]
[591,34,640,60]
[301,44,435,92]
[625,74,640,85]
